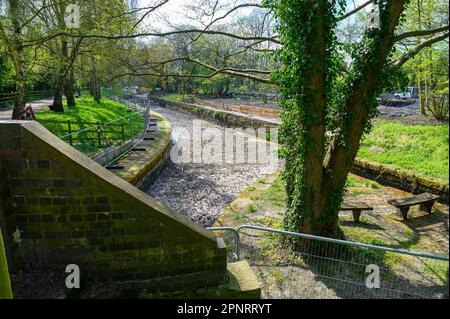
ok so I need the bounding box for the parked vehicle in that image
[394,86,418,99]
[394,91,412,99]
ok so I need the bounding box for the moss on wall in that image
[0,228,13,299]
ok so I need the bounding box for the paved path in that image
[0,98,53,120]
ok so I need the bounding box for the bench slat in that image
[340,202,373,211]
[387,193,439,208]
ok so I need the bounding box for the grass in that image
[272,268,284,284]
[345,177,381,196]
[359,120,449,182]
[36,96,144,155]
[246,204,258,213]
[160,93,185,102]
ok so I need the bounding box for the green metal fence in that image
[208,225,449,299]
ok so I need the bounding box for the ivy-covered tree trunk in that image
[274,0,408,238]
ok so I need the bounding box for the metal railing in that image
[208,225,449,299]
[39,99,151,166]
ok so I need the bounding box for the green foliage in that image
[0,229,13,299]
[271,0,346,234]
[246,204,258,213]
[0,54,14,92]
[358,121,449,181]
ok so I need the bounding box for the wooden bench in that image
[387,192,439,220]
[340,202,374,223]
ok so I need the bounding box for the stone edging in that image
[352,158,449,203]
[112,99,173,190]
[151,96,448,201]
[150,96,279,128]
[197,99,281,119]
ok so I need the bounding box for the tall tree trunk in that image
[88,56,101,103]
[282,0,330,236]
[64,70,76,107]
[417,0,427,115]
[320,1,408,235]
[279,0,408,238]
[52,76,65,112]
[89,81,101,103]
[11,51,26,119]
[8,0,26,119]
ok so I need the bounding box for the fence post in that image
[67,120,73,146]
[96,121,102,147]
[129,114,134,146]
[121,123,125,143]
[0,229,13,299]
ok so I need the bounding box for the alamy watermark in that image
[169,120,280,169]
[365,264,380,289]
[65,264,80,289]
[64,3,80,29]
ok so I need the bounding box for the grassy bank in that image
[160,93,185,102]
[36,96,144,155]
[359,121,449,182]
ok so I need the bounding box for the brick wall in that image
[0,121,227,293]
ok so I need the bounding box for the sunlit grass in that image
[359,121,449,182]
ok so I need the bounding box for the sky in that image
[138,0,259,31]
[136,0,371,33]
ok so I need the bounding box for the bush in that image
[427,93,449,121]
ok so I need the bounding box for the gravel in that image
[145,104,279,227]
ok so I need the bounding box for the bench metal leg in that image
[352,210,362,223]
[419,200,435,214]
[399,207,410,220]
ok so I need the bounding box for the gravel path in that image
[145,104,279,227]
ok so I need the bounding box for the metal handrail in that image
[101,99,152,167]
[207,224,450,262]
[58,109,145,139]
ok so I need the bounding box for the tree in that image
[0,0,26,118]
[274,0,412,237]
[396,0,449,116]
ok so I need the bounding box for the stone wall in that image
[150,97,279,128]
[0,120,227,294]
[352,158,449,203]
[197,99,281,119]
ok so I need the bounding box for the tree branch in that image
[394,25,449,42]
[338,0,374,22]
[23,28,281,47]
[393,32,449,67]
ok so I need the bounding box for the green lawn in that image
[160,93,184,101]
[358,121,449,182]
[36,96,144,155]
